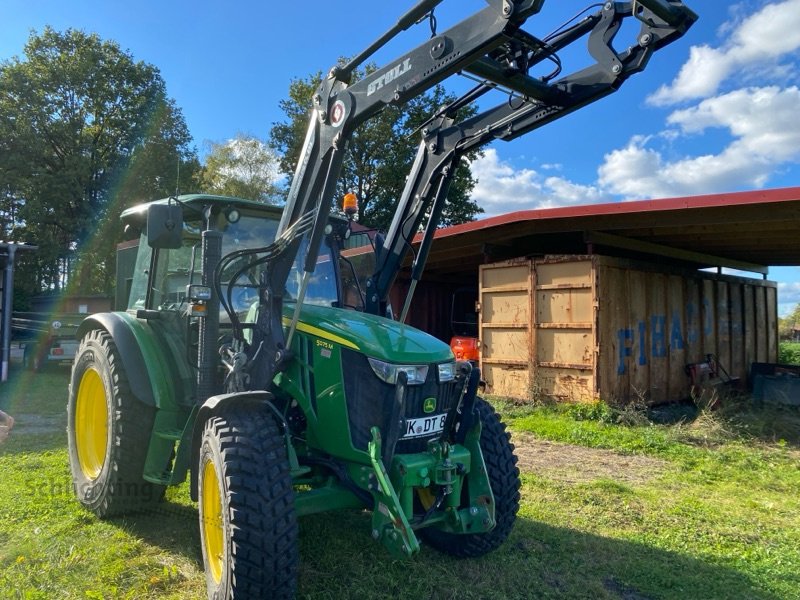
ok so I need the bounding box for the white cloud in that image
[648,0,800,106]
[779,281,800,305]
[470,149,607,217]
[779,281,800,316]
[468,4,800,211]
[599,86,800,198]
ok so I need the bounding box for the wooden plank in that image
[482,358,527,366]
[766,286,778,362]
[536,288,593,325]
[482,328,530,361]
[591,257,599,399]
[536,283,593,290]
[598,265,629,404]
[536,367,594,402]
[535,259,591,401]
[538,362,594,370]
[647,272,668,404]
[668,274,688,401]
[716,281,732,380]
[684,277,702,363]
[482,290,530,325]
[536,260,593,287]
[529,260,536,397]
[754,286,767,363]
[743,285,755,383]
[701,279,717,361]
[584,230,769,275]
[627,269,650,403]
[536,323,594,330]
[481,262,532,290]
[728,283,745,382]
[481,286,530,293]
[483,363,530,399]
[536,329,593,366]
[479,260,533,400]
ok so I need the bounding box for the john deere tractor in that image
[66,1,696,597]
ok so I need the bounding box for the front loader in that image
[66,1,697,598]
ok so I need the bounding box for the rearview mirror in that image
[147,203,183,249]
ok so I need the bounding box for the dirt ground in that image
[2,409,669,486]
[511,432,668,484]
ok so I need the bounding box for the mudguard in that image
[188,391,279,501]
[77,312,182,410]
[77,313,155,406]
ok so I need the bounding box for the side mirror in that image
[147,203,183,249]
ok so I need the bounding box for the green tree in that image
[199,133,280,203]
[779,303,800,340]
[0,27,198,298]
[269,67,481,232]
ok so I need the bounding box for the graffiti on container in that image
[616,299,725,376]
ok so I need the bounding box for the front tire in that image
[198,407,298,600]
[420,397,520,557]
[67,329,164,517]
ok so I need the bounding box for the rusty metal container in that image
[478,255,778,404]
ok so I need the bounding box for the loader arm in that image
[365,0,698,318]
[246,0,696,388]
[249,0,557,387]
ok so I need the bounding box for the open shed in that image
[394,187,800,403]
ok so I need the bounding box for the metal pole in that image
[197,231,222,402]
[1,246,16,383]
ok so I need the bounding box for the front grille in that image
[341,349,462,454]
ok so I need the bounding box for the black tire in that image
[67,328,165,517]
[198,408,298,600]
[420,397,520,557]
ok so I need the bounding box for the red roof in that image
[418,186,800,277]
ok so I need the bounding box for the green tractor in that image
[66,1,696,597]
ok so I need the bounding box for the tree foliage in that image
[779,303,800,340]
[0,27,198,299]
[269,67,482,232]
[198,133,280,203]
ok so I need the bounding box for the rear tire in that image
[198,407,298,600]
[67,328,165,517]
[420,397,520,557]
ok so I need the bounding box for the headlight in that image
[368,358,428,385]
[437,361,456,383]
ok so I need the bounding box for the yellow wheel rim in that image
[75,368,108,480]
[201,459,225,584]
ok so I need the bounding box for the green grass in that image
[1,369,799,599]
[779,341,800,365]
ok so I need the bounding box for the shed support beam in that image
[584,231,769,277]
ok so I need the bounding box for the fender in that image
[188,390,281,501]
[77,313,155,406]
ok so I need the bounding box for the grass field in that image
[1,368,799,599]
[779,341,800,365]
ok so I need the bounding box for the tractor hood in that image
[289,303,454,364]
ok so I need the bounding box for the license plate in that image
[402,413,447,439]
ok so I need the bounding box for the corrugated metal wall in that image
[479,255,778,404]
[597,257,778,404]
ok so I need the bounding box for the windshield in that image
[129,209,339,317]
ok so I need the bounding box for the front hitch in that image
[367,427,420,558]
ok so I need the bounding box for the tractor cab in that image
[118,195,342,322]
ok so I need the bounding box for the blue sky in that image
[2,0,799,313]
